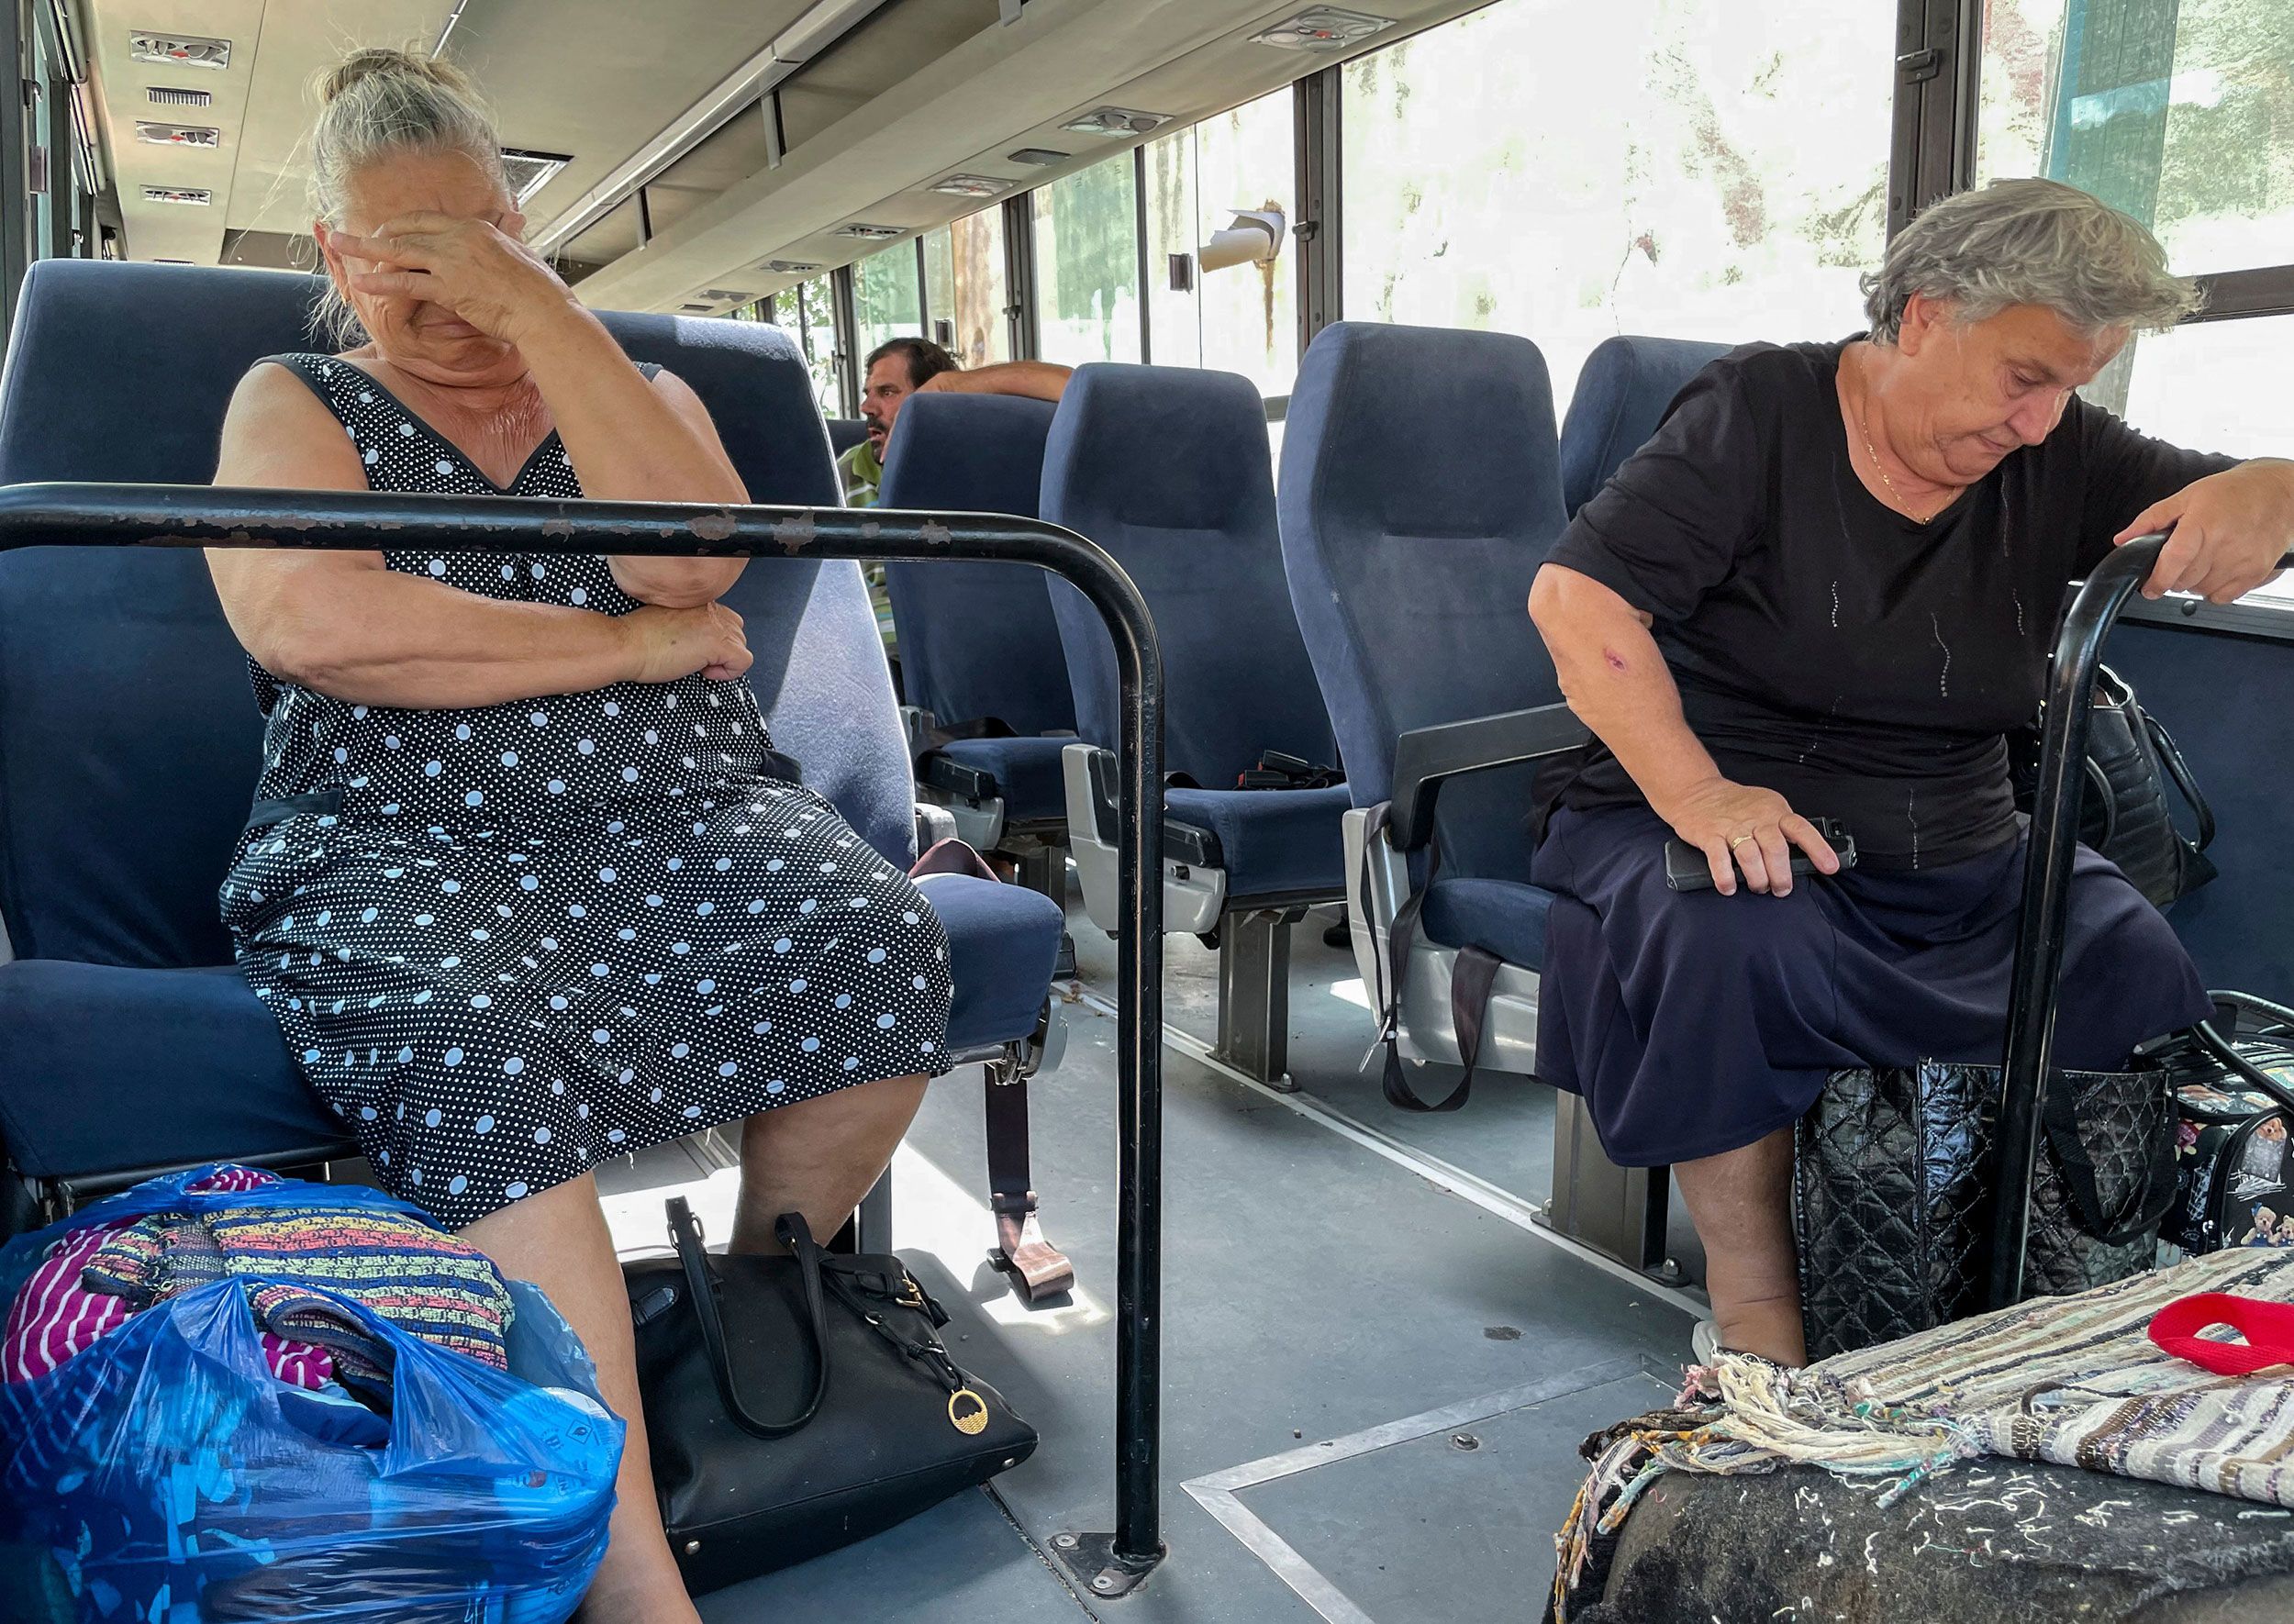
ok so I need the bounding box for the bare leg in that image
[1672,1125,1806,1366]
[462,1175,701,1624]
[730,1072,930,1253]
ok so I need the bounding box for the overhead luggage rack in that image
[0,483,1174,1592]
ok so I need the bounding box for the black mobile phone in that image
[1665,818,1857,893]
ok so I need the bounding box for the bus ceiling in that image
[73,0,1487,312]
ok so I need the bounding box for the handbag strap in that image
[668,1196,831,1440]
[2037,1080,2178,1247]
[2148,1292,2294,1375]
[2141,710,2216,852]
[2189,1019,2294,1118]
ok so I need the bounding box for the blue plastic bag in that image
[0,1167,621,1621]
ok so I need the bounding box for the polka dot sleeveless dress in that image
[221,353,952,1230]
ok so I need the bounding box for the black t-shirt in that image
[1550,338,2236,869]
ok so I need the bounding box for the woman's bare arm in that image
[512,311,752,607]
[1529,562,1834,895]
[206,364,747,708]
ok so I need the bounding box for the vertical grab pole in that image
[1987,538,2164,1312]
[1110,580,1166,1572]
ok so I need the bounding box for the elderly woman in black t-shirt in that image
[1528,179,2294,1367]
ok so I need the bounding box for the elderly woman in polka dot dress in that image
[205,49,948,1623]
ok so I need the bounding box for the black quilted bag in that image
[1794,1060,2178,1361]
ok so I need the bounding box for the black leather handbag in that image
[2010,664,2217,907]
[1794,1059,2179,1361]
[626,1198,1038,1595]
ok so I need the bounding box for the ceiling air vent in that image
[146,85,213,108]
[1061,107,1171,138]
[1249,6,1396,50]
[834,223,903,240]
[1008,147,1069,167]
[135,121,218,148]
[678,302,716,314]
[130,32,231,71]
[500,148,572,206]
[764,260,820,274]
[930,174,1013,198]
[142,185,212,206]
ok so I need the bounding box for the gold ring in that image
[1728,834,1753,851]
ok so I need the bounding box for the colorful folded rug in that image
[1552,1247,2294,1622]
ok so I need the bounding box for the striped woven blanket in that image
[1552,1248,2294,1620]
[81,1200,513,1377]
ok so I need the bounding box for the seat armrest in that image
[916,801,959,851]
[920,752,999,802]
[1081,745,1223,868]
[1388,703,1589,851]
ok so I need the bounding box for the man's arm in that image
[917,361,1074,404]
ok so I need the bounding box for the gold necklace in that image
[1853,364,1944,522]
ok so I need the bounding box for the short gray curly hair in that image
[1862,178,2202,344]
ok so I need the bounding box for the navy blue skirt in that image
[1528,804,2211,1168]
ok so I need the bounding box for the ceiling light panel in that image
[1249,7,1397,50]
[1061,107,1171,138]
[834,223,904,240]
[500,149,573,206]
[130,32,230,70]
[764,260,821,274]
[134,121,217,148]
[929,174,1013,198]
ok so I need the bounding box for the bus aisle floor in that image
[599,904,1696,1622]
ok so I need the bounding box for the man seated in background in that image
[841,337,1073,507]
[841,338,1074,682]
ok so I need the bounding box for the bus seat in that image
[1283,320,1676,1278]
[0,260,1062,1229]
[825,416,870,459]
[1042,362,1348,1085]
[1280,319,1565,1070]
[878,392,1075,852]
[1558,335,1731,517]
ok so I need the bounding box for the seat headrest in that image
[1042,363,1273,537]
[877,393,1055,521]
[1283,320,1564,545]
[1559,334,1732,517]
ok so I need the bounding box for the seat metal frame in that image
[1350,701,1683,1284]
[0,480,1175,1591]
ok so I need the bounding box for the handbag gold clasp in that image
[947,1387,990,1435]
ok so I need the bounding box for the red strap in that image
[2147,1292,2294,1375]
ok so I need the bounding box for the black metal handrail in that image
[0,481,1170,1575]
[1989,537,2294,1312]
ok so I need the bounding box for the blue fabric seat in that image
[1164,785,1353,902]
[1043,363,1345,904]
[826,417,871,459]
[1558,335,1731,517]
[878,394,1074,823]
[1419,879,1554,973]
[0,260,1058,1187]
[1280,320,1574,970]
[935,735,1070,822]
